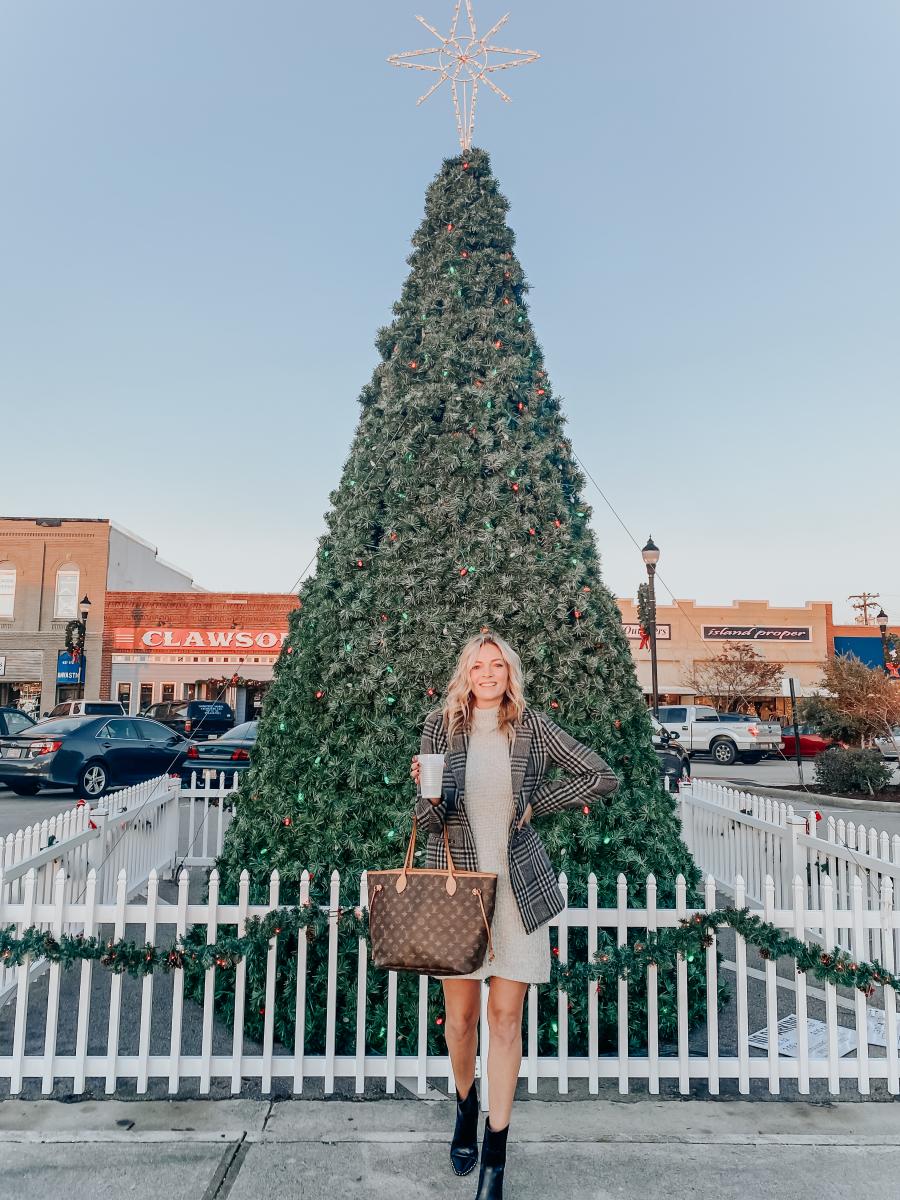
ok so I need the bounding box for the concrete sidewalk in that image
[0,1097,898,1200]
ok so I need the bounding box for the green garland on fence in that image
[0,903,369,979]
[0,905,897,999]
[549,908,899,1000]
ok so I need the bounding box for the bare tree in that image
[682,642,783,712]
[801,654,900,753]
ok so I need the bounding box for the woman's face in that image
[468,642,509,707]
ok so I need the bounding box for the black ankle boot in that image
[474,1119,508,1199]
[450,1082,480,1176]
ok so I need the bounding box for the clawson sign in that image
[114,628,288,652]
[702,625,812,642]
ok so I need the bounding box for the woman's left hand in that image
[515,802,533,831]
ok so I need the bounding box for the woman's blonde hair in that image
[442,632,526,741]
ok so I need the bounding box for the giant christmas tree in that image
[214,146,703,1056]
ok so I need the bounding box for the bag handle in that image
[398,816,458,896]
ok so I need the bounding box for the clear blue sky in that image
[2,1,898,623]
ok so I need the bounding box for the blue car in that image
[0,715,193,799]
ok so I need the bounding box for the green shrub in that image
[813,747,892,795]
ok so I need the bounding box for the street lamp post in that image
[877,608,889,672]
[79,595,92,698]
[641,537,660,718]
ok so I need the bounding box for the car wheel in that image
[77,760,109,800]
[741,752,763,765]
[6,781,41,796]
[710,739,737,766]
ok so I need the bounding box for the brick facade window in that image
[0,566,14,619]
[54,567,80,619]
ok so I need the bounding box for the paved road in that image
[0,1097,898,1200]
[0,784,82,841]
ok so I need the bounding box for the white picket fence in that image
[0,860,898,1099]
[679,778,900,960]
[0,773,239,1006]
[0,772,240,902]
[179,771,239,866]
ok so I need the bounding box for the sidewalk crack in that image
[201,1132,249,1200]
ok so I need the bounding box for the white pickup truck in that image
[656,705,783,766]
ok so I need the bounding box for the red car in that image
[779,725,833,758]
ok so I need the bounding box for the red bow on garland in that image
[638,626,651,651]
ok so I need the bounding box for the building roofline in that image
[109,521,198,585]
[0,516,110,524]
[618,598,833,611]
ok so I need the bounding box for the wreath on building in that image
[64,619,86,662]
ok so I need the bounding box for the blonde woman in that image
[410,633,620,1200]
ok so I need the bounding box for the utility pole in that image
[848,592,880,626]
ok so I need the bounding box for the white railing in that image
[0,863,897,1099]
[178,771,240,866]
[680,778,900,960]
[0,775,185,1005]
[0,776,181,907]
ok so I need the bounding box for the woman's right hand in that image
[410,755,421,787]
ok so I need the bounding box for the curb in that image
[720,782,900,814]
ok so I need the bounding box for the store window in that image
[139,683,153,712]
[54,567,80,619]
[117,682,132,714]
[0,567,15,619]
[161,682,175,703]
[182,683,197,700]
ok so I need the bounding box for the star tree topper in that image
[388,0,539,151]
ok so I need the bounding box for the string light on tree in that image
[388,0,539,151]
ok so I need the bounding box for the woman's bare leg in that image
[485,977,528,1130]
[441,978,482,1097]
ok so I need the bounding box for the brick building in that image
[102,592,300,722]
[0,517,196,716]
[616,597,834,717]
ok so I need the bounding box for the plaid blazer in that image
[415,707,620,934]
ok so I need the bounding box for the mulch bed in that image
[795,784,900,802]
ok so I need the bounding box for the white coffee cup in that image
[418,753,446,800]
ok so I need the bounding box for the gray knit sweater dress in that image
[452,705,551,984]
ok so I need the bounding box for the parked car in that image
[139,699,235,741]
[181,720,258,786]
[779,724,835,758]
[656,705,783,766]
[874,727,900,760]
[0,715,193,798]
[717,712,785,759]
[0,707,36,737]
[42,698,126,720]
[650,716,690,788]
